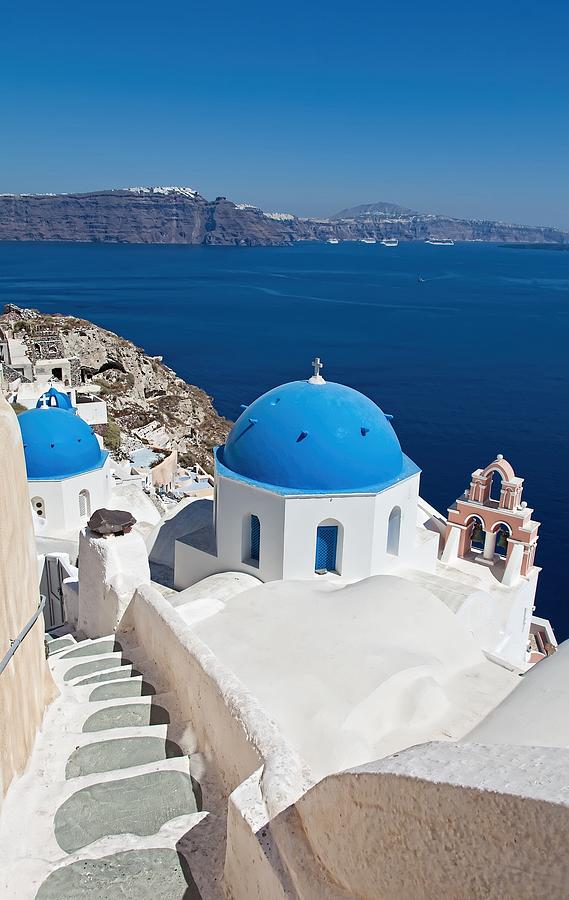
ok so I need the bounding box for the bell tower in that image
[442,455,540,586]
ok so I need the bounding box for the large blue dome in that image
[218,380,418,494]
[18,407,108,481]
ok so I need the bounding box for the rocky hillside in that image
[0,187,567,245]
[1,304,231,471]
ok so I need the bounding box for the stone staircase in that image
[0,633,225,899]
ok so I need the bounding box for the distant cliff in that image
[0,187,567,246]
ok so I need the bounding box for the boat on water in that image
[327,238,340,244]
[381,238,399,247]
[360,237,377,244]
[425,238,454,245]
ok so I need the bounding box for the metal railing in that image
[0,596,46,676]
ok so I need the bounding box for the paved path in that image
[0,633,226,899]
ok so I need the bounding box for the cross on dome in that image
[308,356,326,385]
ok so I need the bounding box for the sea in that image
[0,239,567,639]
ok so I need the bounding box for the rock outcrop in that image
[1,304,231,472]
[0,187,567,245]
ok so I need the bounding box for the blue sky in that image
[1,0,568,226]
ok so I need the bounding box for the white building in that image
[172,360,554,670]
[18,393,112,546]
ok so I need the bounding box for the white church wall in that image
[27,461,111,541]
[175,472,433,588]
[215,476,286,581]
[282,493,376,580]
[370,473,422,572]
[29,480,66,536]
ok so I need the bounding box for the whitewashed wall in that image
[175,471,432,589]
[27,459,111,539]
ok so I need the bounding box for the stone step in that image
[88,679,156,701]
[75,667,143,686]
[65,735,185,779]
[57,638,124,660]
[54,769,200,854]
[45,636,77,656]
[61,657,133,683]
[35,847,202,900]
[82,702,171,733]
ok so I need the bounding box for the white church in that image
[18,388,112,543]
[172,358,555,670]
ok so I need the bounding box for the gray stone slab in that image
[65,736,183,778]
[46,637,76,655]
[89,680,155,701]
[75,669,142,686]
[59,640,123,660]
[54,771,198,853]
[36,848,201,899]
[63,658,132,682]
[82,703,170,732]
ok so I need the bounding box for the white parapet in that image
[77,527,150,638]
[441,523,461,564]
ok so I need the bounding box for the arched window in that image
[386,506,401,556]
[243,514,261,565]
[79,489,91,519]
[31,496,45,519]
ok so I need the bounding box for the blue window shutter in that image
[250,515,260,561]
[315,525,338,572]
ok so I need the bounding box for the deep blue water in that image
[1,240,568,639]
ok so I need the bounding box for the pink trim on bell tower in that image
[444,455,540,583]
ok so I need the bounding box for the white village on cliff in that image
[0,324,567,899]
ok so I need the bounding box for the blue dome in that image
[18,407,108,481]
[219,380,417,494]
[36,387,74,411]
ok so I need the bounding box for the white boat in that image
[425,238,454,245]
[360,238,376,244]
[326,238,340,244]
[381,238,398,247]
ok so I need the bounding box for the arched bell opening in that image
[466,515,485,553]
[492,522,511,558]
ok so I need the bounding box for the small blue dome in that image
[219,380,416,494]
[36,387,74,411]
[19,407,108,481]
